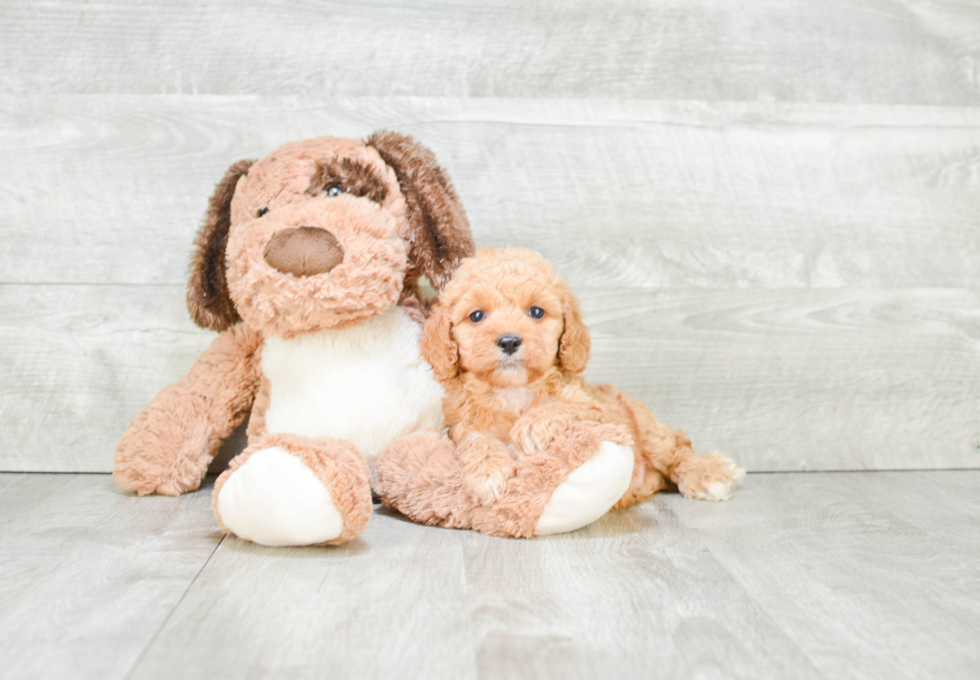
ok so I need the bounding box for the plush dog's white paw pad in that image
[217,447,344,546]
[535,441,634,536]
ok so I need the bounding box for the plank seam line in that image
[3,469,979,476]
[123,533,226,680]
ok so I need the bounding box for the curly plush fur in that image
[376,248,744,536]
[114,132,474,547]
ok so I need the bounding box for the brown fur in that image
[375,421,632,539]
[418,248,744,514]
[307,156,389,205]
[113,323,263,495]
[115,133,474,546]
[366,131,475,291]
[187,159,253,331]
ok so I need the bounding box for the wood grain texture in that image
[5,471,974,679]
[670,472,980,679]
[0,284,212,473]
[2,0,980,105]
[0,474,220,680]
[129,507,477,680]
[460,514,823,680]
[581,287,980,472]
[2,97,978,289]
[2,284,976,473]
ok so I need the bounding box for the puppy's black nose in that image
[497,335,522,355]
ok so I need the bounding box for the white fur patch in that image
[261,307,445,466]
[689,456,746,501]
[217,447,344,546]
[535,441,634,536]
[492,387,537,413]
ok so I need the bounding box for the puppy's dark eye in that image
[469,310,485,323]
[528,306,545,319]
[257,207,269,217]
[326,185,343,197]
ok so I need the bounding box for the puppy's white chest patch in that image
[493,387,537,414]
[260,307,445,463]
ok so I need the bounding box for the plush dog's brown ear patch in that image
[366,131,475,290]
[187,159,253,331]
[307,157,388,205]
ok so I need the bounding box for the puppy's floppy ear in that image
[420,305,459,383]
[366,131,475,290]
[187,159,253,331]
[558,285,591,374]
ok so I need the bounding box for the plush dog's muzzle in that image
[226,196,407,337]
[263,227,344,277]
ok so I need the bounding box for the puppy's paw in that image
[463,470,509,506]
[512,416,567,454]
[675,452,745,501]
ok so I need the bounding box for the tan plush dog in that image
[114,132,474,546]
[375,248,744,537]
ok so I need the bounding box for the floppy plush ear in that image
[187,159,253,331]
[420,306,459,383]
[558,286,591,374]
[366,131,475,291]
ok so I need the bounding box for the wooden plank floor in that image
[2,471,977,680]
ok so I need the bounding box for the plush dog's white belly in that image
[261,306,445,465]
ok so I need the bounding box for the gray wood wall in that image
[2,0,978,473]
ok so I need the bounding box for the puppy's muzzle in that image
[263,227,344,277]
[497,335,522,355]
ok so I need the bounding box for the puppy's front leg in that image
[457,434,515,506]
[511,401,605,455]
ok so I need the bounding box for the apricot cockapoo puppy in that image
[421,247,745,510]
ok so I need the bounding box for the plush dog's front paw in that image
[113,391,213,496]
[674,452,745,501]
[213,435,372,546]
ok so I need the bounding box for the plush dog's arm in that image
[454,431,516,506]
[114,323,263,496]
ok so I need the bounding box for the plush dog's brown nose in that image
[263,227,344,277]
[497,335,522,355]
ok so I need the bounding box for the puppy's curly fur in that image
[422,247,745,508]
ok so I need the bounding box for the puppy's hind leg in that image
[600,386,745,503]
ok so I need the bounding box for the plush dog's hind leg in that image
[482,422,633,538]
[374,430,480,531]
[375,425,634,538]
[213,432,372,546]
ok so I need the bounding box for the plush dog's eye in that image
[528,306,545,319]
[326,185,343,197]
[469,310,485,323]
[257,207,269,217]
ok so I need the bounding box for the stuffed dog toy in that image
[113,132,475,546]
[375,248,744,538]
